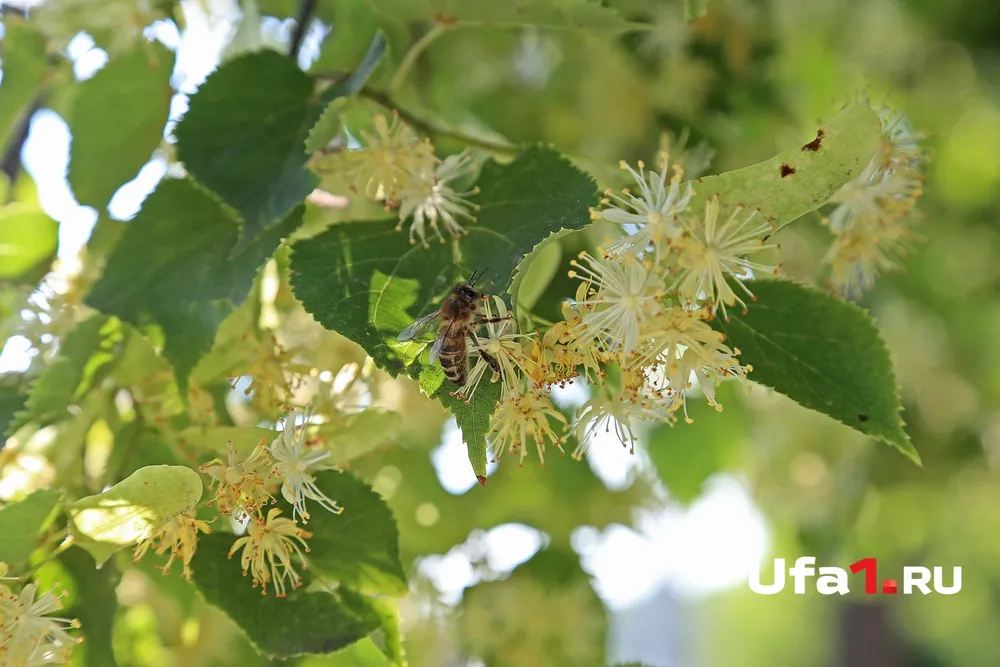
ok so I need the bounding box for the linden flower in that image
[671,195,779,319]
[568,251,667,357]
[826,159,921,234]
[199,439,274,520]
[269,412,343,523]
[488,392,567,465]
[528,314,608,388]
[132,511,212,581]
[345,112,435,203]
[594,153,693,253]
[468,297,535,392]
[825,221,910,297]
[571,373,676,458]
[229,508,312,597]
[396,151,480,247]
[823,101,924,297]
[0,580,81,667]
[640,307,750,417]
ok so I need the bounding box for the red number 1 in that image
[851,558,877,594]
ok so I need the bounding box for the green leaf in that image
[0,374,27,448]
[683,103,881,229]
[290,470,407,596]
[683,0,710,20]
[359,596,406,667]
[511,226,567,314]
[0,205,59,282]
[8,315,121,435]
[85,179,304,387]
[318,409,403,461]
[419,366,499,481]
[308,1,389,77]
[712,279,916,462]
[306,97,348,154]
[174,50,317,251]
[305,33,388,154]
[0,488,61,566]
[67,464,203,564]
[0,19,46,152]
[59,547,121,667]
[178,425,277,456]
[191,532,379,658]
[67,40,174,210]
[365,0,634,31]
[291,146,596,469]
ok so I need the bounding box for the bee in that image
[397,270,505,387]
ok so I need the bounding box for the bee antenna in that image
[469,267,488,286]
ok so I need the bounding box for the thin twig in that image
[389,23,448,92]
[287,0,317,59]
[360,88,522,155]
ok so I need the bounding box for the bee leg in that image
[472,315,513,326]
[478,350,501,374]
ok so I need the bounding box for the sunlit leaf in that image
[67,464,203,564]
[0,205,59,282]
[682,103,881,230]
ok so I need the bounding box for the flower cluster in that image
[1,563,81,667]
[824,99,926,296]
[132,511,212,582]
[344,112,480,247]
[460,154,765,464]
[131,411,342,597]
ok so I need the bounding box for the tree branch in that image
[287,0,317,59]
[1,97,42,202]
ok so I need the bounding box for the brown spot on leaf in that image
[802,129,824,152]
[434,12,458,25]
[858,414,870,422]
[780,163,796,177]
[476,475,487,486]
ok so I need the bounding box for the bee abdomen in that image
[439,342,468,384]
[439,338,466,356]
[442,364,466,385]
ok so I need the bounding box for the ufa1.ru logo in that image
[750,558,962,595]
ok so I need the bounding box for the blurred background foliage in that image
[1,0,999,666]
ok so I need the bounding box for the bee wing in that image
[428,320,455,365]
[398,311,441,342]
